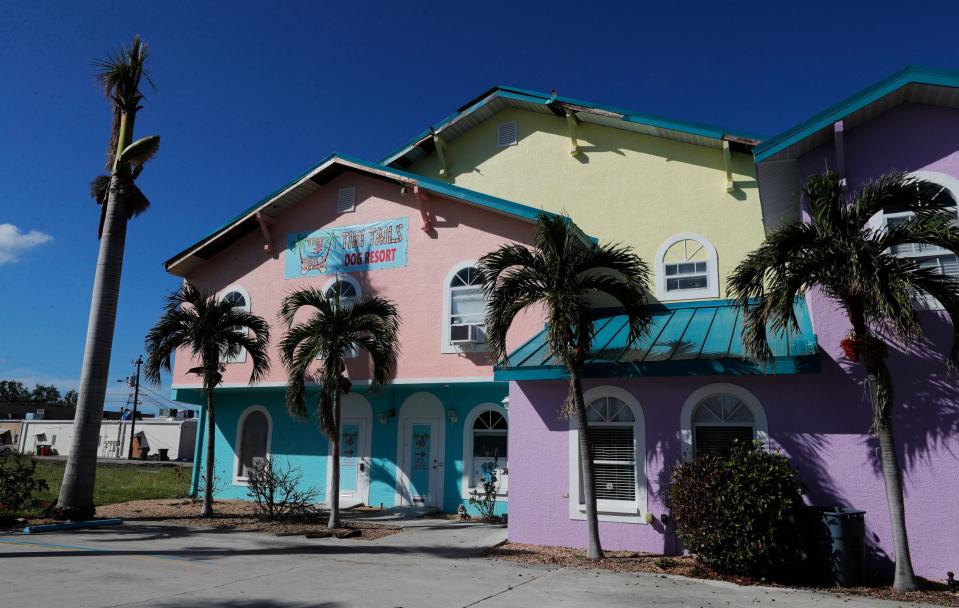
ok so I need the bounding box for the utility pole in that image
[127,355,143,460]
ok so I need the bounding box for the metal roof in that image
[755,66,959,163]
[164,153,592,277]
[383,85,763,169]
[494,299,819,381]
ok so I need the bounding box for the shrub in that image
[667,442,806,580]
[245,459,318,520]
[468,460,502,522]
[0,453,49,515]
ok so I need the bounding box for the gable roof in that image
[164,153,592,277]
[383,85,762,170]
[755,65,959,163]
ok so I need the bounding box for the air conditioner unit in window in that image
[450,323,479,344]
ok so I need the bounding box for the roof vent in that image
[497,121,518,147]
[337,187,356,213]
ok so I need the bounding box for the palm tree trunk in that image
[570,366,603,559]
[328,389,341,529]
[200,385,217,517]
[864,355,917,591]
[56,173,129,518]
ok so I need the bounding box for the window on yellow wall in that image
[655,233,719,301]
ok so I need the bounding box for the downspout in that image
[189,402,206,497]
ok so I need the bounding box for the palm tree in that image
[144,284,271,517]
[57,36,162,517]
[728,170,959,591]
[479,213,652,559]
[278,287,400,528]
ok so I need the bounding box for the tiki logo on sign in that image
[285,217,409,278]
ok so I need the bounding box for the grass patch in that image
[26,461,192,513]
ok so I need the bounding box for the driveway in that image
[0,523,930,607]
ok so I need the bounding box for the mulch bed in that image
[487,542,959,607]
[3,499,398,540]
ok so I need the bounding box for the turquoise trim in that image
[164,153,597,269]
[755,65,959,162]
[495,298,820,381]
[381,85,763,167]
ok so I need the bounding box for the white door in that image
[328,394,373,507]
[402,419,441,507]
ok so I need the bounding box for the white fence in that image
[17,419,197,461]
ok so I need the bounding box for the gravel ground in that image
[91,499,400,539]
[488,542,959,607]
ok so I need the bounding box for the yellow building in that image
[385,86,763,302]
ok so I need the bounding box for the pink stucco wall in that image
[172,171,542,385]
[507,101,959,580]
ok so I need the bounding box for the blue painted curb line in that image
[23,518,124,534]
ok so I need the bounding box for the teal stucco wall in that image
[173,382,509,516]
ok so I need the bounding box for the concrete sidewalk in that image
[0,523,931,607]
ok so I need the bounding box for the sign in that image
[285,217,409,278]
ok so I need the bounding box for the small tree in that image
[729,171,959,590]
[279,287,400,529]
[468,460,501,522]
[0,454,50,516]
[144,284,271,517]
[480,213,652,559]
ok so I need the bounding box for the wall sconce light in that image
[377,409,396,425]
[446,408,458,425]
[501,396,510,414]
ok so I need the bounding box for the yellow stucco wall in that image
[407,108,764,301]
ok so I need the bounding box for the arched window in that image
[220,286,251,364]
[655,233,719,301]
[569,387,646,523]
[323,277,362,358]
[463,406,508,497]
[680,383,768,459]
[871,171,959,310]
[442,263,487,352]
[234,406,272,483]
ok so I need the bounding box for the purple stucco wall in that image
[506,102,959,580]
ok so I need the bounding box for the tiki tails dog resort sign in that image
[286,217,409,278]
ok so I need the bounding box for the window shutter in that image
[497,121,517,147]
[337,187,356,213]
[587,427,635,501]
[694,425,754,457]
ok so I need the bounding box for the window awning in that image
[494,299,819,381]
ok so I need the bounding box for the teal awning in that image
[494,299,820,381]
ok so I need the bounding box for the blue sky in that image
[1,0,958,410]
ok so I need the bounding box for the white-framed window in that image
[337,187,356,213]
[220,285,251,364]
[497,120,518,147]
[869,171,959,310]
[462,405,508,499]
[441,262,487,353]
[569,386,647,523]
[323,276,362,359]
[233,405,272,485]
[680,383,768,459]
[655,233,719,301]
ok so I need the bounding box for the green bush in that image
[0,453,50,516]
[668,442,806,580]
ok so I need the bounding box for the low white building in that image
[18,418,197,461]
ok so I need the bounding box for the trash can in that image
[813,507,866,587]
[158,449,169,461]
[139,447,150,460]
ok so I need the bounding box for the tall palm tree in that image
[144,284,271,517]
[479,213,652,559]
[728,170,959,591]
[278,287,400,528]
[57,36,161,517]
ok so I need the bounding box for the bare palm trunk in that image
[863,354,917,591]
[200,385,217,517]
[56,173,129,518]
[328,389,341,529]
[570,366,603,559]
